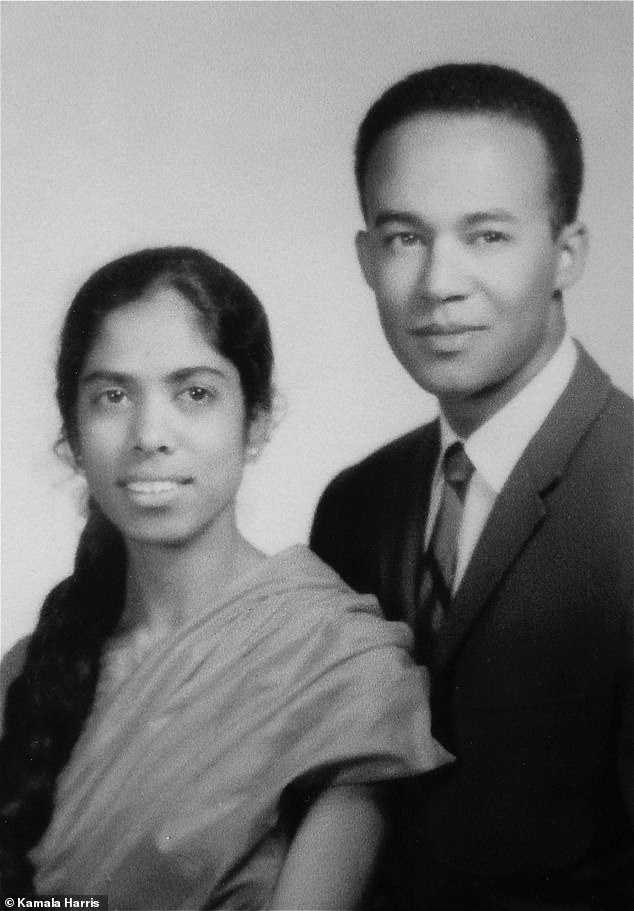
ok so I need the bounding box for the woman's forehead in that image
[83,288,228,375]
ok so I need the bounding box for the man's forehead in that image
[369,110,549,169]
[363,112,553,218]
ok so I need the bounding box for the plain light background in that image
[2,1,632,654]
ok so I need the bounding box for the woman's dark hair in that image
[0,247,274,892]
[355,62,584,235]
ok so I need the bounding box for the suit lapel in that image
[434,462,544,667]
[380,422,440,628]
[433,345,611,669]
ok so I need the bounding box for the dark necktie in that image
[416,441,474,662]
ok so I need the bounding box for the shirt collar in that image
[439,335,578,493]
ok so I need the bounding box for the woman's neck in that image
[119,516,265,637]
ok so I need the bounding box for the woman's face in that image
[75,287,253,549]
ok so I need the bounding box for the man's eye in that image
[93,389,127,407]
[384,232,421,249]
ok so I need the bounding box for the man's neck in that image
[440,329,567,438]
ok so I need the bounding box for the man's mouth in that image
[412,324,485,337]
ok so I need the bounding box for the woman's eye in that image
[472,230,508,245]
[179,386,216,404]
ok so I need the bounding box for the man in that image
[310,64,633,909]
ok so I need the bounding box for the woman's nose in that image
[131,399,175,454]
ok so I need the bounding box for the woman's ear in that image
[555,221,588,293]
[245,410,272,462]
[64,436,85,474]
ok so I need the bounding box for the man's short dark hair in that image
[355,63,583,233]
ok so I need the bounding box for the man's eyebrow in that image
[371,209,519,230]
[461,210,517,226]
[372,211,422,229]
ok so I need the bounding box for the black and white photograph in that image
[1,2,632,909]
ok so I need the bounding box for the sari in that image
[30,546,450,909]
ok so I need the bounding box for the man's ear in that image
[355,229,376,290]
[555,221,588,293]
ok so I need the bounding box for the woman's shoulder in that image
[255,549,452,785]
[257,544,414,650]
[1,636,30,689]
[0,636,30,730]
[263,544,368,594]
[261,545,380,613]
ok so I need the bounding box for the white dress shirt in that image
[425,335,578,592]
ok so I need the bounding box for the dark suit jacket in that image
[311,346,634,910]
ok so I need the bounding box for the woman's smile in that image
[117,476,194,507]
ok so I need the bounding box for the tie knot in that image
[443,442,474,501]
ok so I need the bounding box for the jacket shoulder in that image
[576,375,633,483]
[584,382,633,506]
[324,421,437,497]
[600,383,633,441]
[310,422,438,590]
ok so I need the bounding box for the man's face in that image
[357,113,586,430]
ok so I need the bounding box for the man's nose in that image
[418,238,468,303]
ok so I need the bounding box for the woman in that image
[0,247,450,910]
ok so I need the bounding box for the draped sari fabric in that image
[30,546,451,909]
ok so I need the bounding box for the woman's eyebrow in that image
[167,366,229,383]
[80,370,131,386]
[80,366,229,386]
